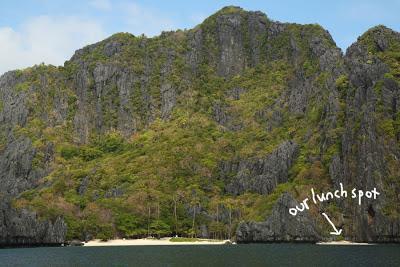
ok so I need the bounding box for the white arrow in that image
[322,213,342,236]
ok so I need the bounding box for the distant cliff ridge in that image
[1,6,399,245]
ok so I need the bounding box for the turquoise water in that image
[0,244,399,267]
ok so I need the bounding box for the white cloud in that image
[89,0,112,11]
[0,16,106,75]
[122,2,176,37]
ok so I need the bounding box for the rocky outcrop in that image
[328,26,400,242]
[0,71,67,246]
[187,7,269,77]
[215,10,247,77]
[212,101,243,131]
[221,141,298,195]
[0,202,66,247]
[240,26,400,244]
[236,193,320,242]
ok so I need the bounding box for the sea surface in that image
[0,244,399,267]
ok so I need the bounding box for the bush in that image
[80,147,103,161]
[116,213,140,237]
[150,220,171,238]
[379,119,395,138]
[60,145,80,159]
[14,82,31,92]
[65,215,84,240]
[335,75,349,91]
[96,224,114,241]
[96,132,125,153]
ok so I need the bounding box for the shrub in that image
[379,119,395,138]
[80,147,103,161]
[96,224,114,241]
[150,220,171,238]
[335,75,349,91]
[96,132,126,153]
[65,215,84,240]
[116,213,140,237]
[14,82,31,92]
[60,145,80,159]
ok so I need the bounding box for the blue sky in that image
[0,0,399,74]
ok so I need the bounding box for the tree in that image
[223,197,235,240]
[172,190,185,236]
[209,186,222,239]
[150,220,170,238]
[116,213,139,237]
[186,185,204,238]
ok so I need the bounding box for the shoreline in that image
[316,240,374,245]
[83,239,376,247]
[83,237,232,246]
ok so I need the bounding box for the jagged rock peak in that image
[347,25,400,54]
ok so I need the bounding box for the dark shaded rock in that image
[327,26,400,242]
[186,7,269,77]
[77,176,89,196]
[160,83,176,119]
[222,141,298,195]
[105,187,124,198]
[68,240,84,246]
[216,11,246,77]
[104,41,123,57]
[212,102,230,128]
[0,71,29,126]
[0,70,67,246]
[236,193,320,242]
[0,201,66,246]
[212,102,242,131]
[255,107,284,131]
[226,87,245,100]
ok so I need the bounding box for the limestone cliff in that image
[0,7,399,245]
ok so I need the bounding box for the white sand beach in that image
[84,237,231,246]
[316,240,374,245]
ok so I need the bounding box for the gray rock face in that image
[73,62,140,140]
[0,72,29,126]
[77,176,89,196]
[236,193,320,242]
[0,202,66,246]
[255,107,284,132]
[215,12,246,77]
[221,141,298,195]
[0,71,67,246]
[104,187,124,198]
[328,26,400,242]
[69,40,181,142]
[286,38,343,116]
[212,101,242,131]
[226,87,245,100]
[187,7,269,77]
[0,138,37,195]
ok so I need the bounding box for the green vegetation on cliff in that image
[2,7,399,243]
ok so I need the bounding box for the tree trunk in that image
[216,204,219,239]
[173,196,178,236]
[228,208,232,240]
[192,205,196,238]
[147,205,151,237]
